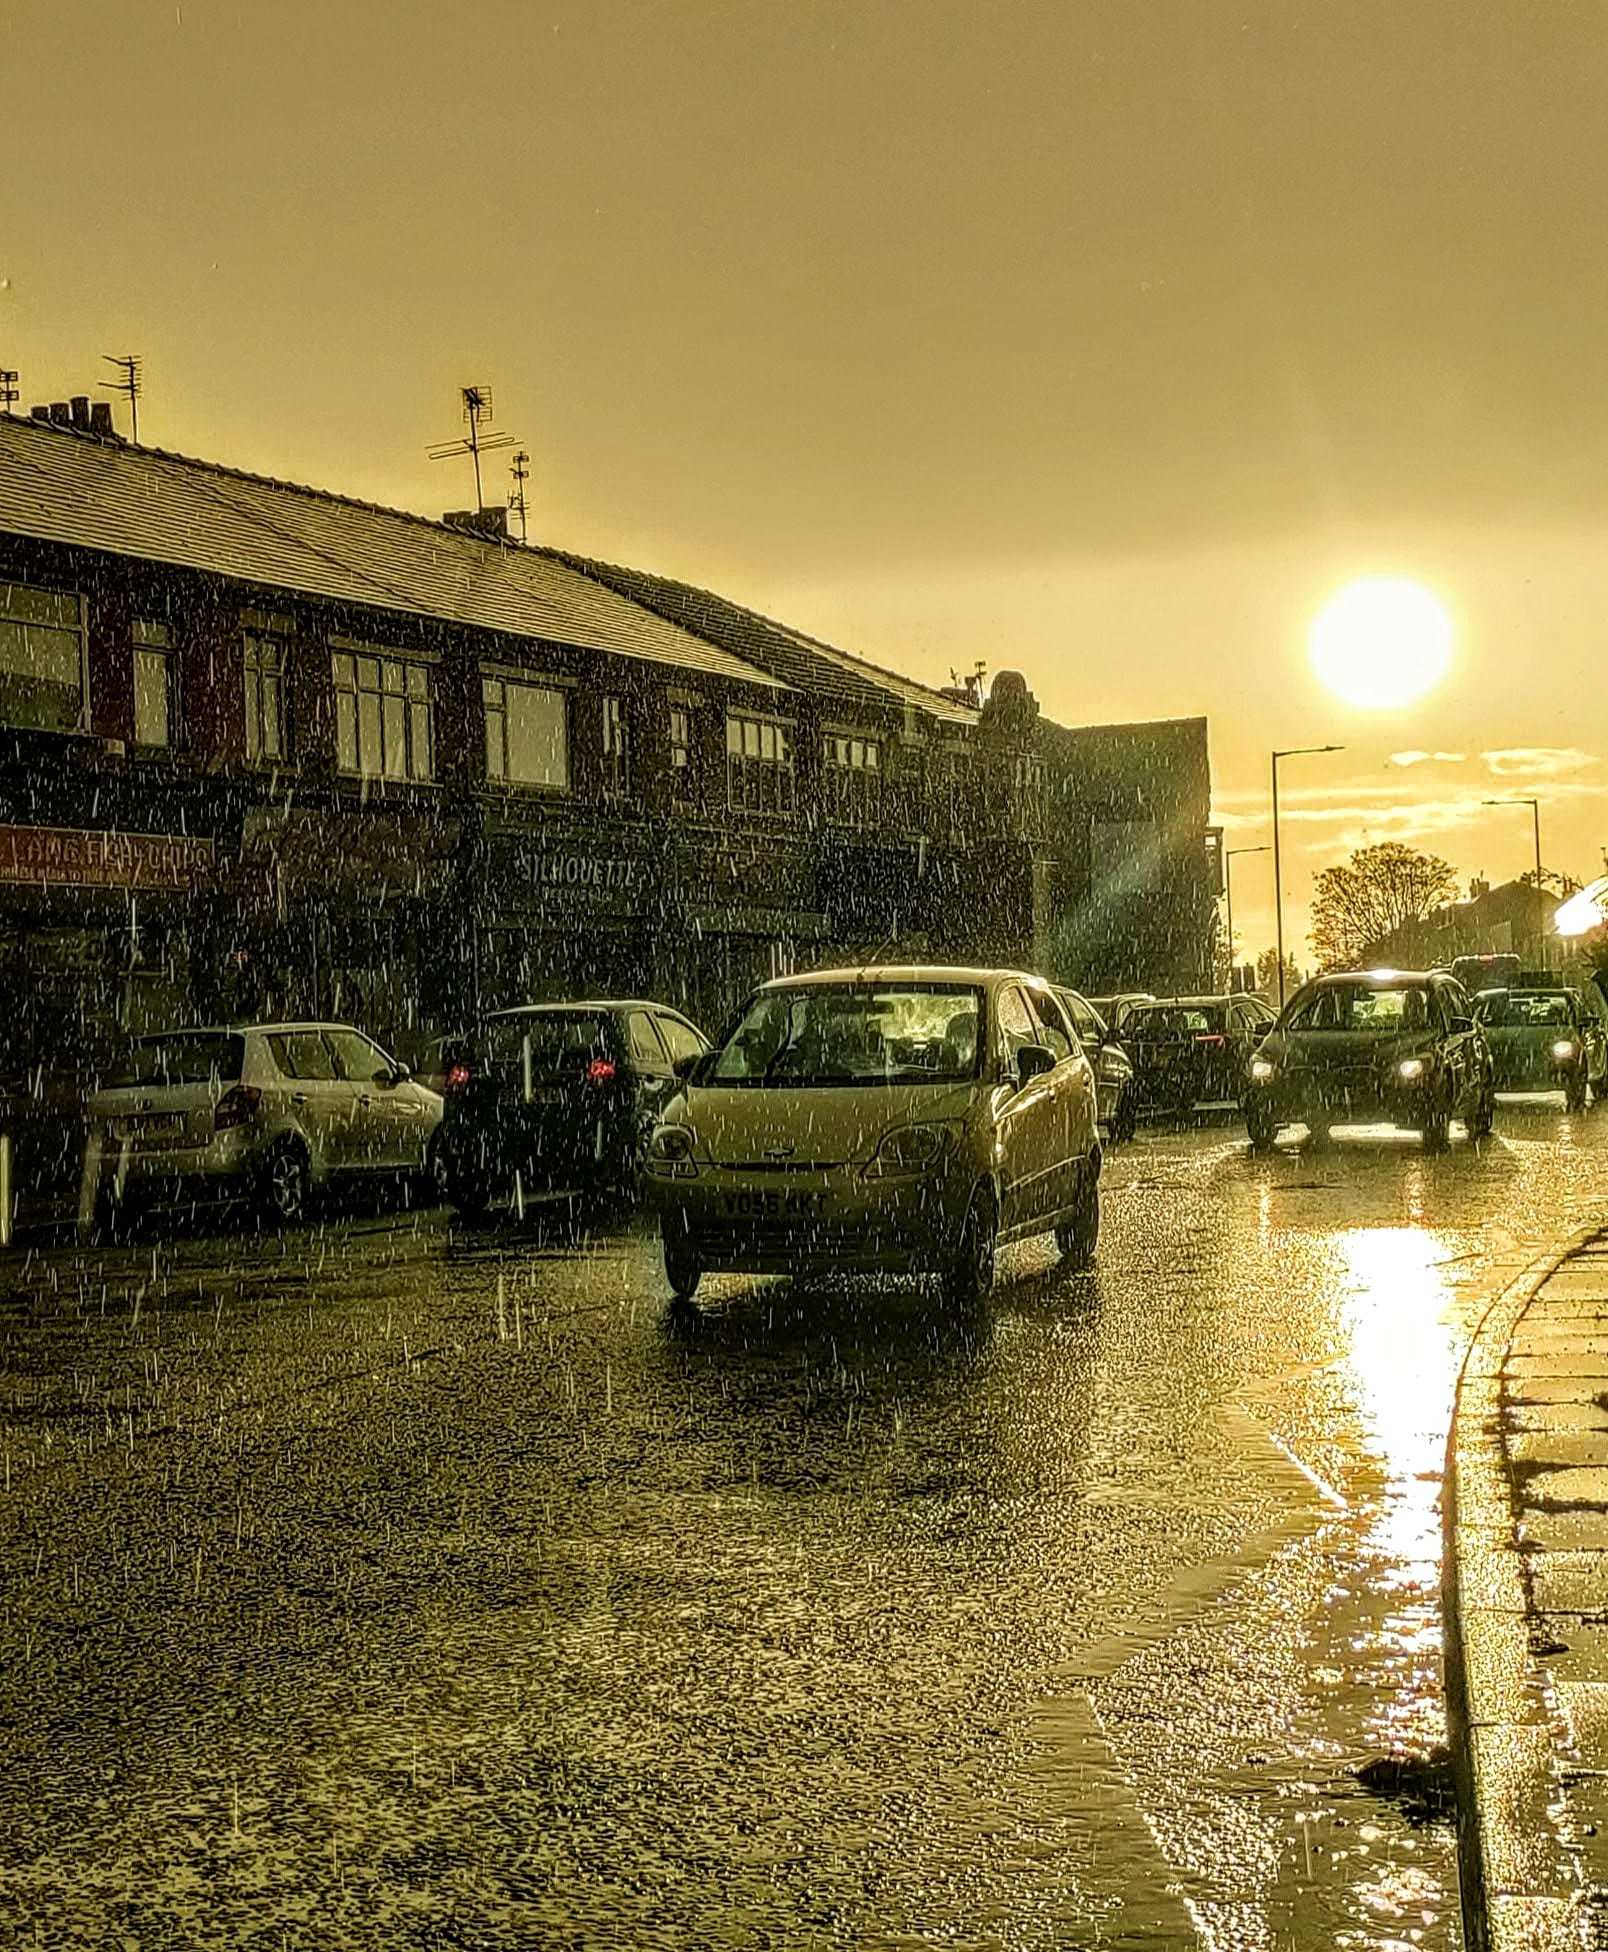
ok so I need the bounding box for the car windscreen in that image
[110,1032,245,1088]
[1127,1005,1225,1036]
[1285,985,1430,1033]
[1475,990,1576,1029]
[708,983,983,1086]
[482,1011,614,1076]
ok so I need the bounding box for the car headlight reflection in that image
[864,1122,954,1179]
[646,1126,699,1178]
[1249,1057,1275,1082]
[1553,1040,1578,1060]
[1398,1057,1426,1080]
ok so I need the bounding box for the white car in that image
[84,1022,443,1230]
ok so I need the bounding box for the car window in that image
[654,1013,707,1064]
[1027,990,1074,1061]
[996,985,1040,1064]
[110,1032,244,1088]
[1129,1005,1222,1036]
[1286,985,1428,1032]
[270,1031,338,1081]
[1062,992,1102,1044]
[710,982,982,1085]
[625,1010,669,1068]
[325,1028,392,1085]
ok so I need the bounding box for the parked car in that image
[644,964,1102,1307]
[1471,986,1606,1109]
[1245,969,1494,1151]
[1123,993,1277,1118]
[436,1000,711,1215]
[1085,992,1156,1035]
[1052,985,1137,1141]
[84,1022,443,1229]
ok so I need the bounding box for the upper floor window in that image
[243,629,287,763]
[332,646,434,783]
[822,732,881,827]
[930,744,975,836]
[1014,753,1049,835]
[727,711,795,815]
[668,703,695,804]
[484,675,569,789]
[601,694,630,797]
[132,619,177,749]
[0,580,85,733]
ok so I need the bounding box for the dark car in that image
[1052,985,1137,1141]
[1085,992,1155,1036]
[1246,969,1494,1152]
[1472,986,1606,1110]
[436,1000,710,1215]
[1124,993,1278,1118]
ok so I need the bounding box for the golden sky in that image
[5,0,1604,962]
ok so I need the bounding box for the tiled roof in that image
[539,550,979,728]
[0,416,787,693]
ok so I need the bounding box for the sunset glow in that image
[1309,578,1454,711]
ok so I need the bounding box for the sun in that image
[1309,577,1454,710]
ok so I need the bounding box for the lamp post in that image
[1224,845,1270,992]
[1484,796,1545,964]
[1273,744,1345,1010]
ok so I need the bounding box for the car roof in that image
[132,1021,364,1039]
[1305,968,1437,989]
[483,999,686,1019]
[759,964,1035,991]
[1129,994,1237,1009]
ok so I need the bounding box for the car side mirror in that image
[1017,1043,1056,1085]
[673,1053,703,1083]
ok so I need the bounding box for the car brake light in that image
[443,1061,473,1094]
[214,1085,262,1131]
[1196,1033,1227,1048]
[585,1058,618,1086]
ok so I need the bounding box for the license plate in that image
[112,1115,183,1142]
[722,1190,826,1220]
[524,1086,565,1107]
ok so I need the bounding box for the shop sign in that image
[0,824,215,892]
[485,835,658,914]
[531,851,648,894]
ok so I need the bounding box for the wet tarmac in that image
[1,1097,1604,1948]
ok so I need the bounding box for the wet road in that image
[2,1099,1605,1949]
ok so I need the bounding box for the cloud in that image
[1482,747,1598,778]
[1388,750,1466,767]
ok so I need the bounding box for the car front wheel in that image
[664,1237,701,1303]
[1055,1157,1100,1270]
[1247,1103,1278,1153]
[1565,1071,1588,1114]
[943,1186,998,1309]
[1419,1100,1450,1153]
[257,1140,311,1225]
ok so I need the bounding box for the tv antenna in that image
[100,354,143,442]
[508,450,531,543]
[427,384,516,513]
[0,368,18,412]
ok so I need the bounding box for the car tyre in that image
[257,1139,311,1226]
[943,1185,998,1310]
[1419,1101,1450,1153]
[664,1237,701,1304]
[1468,1085,1496,1139]
[1111,1087,1137,1145]
[1304,1118,1332,1151]
[1055,1157,1100,1270]
[1565,1073,1588,1114]
[1246,1104,1278,1153]
[416,1135,451,1208]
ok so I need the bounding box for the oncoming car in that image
[1245,969,1494,1152]
[1472,986,1606,1110]
[643,966,1102,1306]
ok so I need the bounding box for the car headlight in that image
[645,1125,699,1179]
[1249,1057,1275,1082]
[1553,1040,1577,1060]
[864,1122,953,1179]
[1398,1057,1426,1080]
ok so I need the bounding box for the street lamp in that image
[1273,744,1345,1010]
[1224,845,1270,992]
[1484,796,1545,964]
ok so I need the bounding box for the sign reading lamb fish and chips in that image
[0,824,215,891]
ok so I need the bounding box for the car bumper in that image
[1247,1075,1438,1126]
[91,1127,262,1184]
[648,1162,970,1274]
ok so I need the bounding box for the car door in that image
[266,1029,353,1174]
[993,982,1061,1229]
[653,1010,710,1082]
[624,1009,680,1145]
[1431,981,1476,1114]
[324,1027,412,1168]
[1029,989,1096,1197]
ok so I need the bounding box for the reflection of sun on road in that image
[1329,1227,1458,1572]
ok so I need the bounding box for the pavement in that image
[1446,1223,1608,1951]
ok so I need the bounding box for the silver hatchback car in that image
[83,1022,444,1230]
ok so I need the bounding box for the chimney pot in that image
[89,402,113,437]
[48,401,71,425]
[29,405,50,423]
[69,395,91,429]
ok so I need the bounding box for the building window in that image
[601,694,630,797]
[132,619,176,749]
[243,630,287,763]
[332,648,434,782]
[0,580,86,733]
[484,675,568,789]
[727,711,795,815]
[668,703,695,805]
[930,745,975,836]
[1015,753,1049,836]
[823,732,881,827]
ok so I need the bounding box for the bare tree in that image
[1255,946,1303,997]
[1309,842,1458,971]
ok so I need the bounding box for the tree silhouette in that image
[1309,842,1458,971]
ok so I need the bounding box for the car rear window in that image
[483,1011,615,1074]
[1129,1005,1224,1036]
[1476,990,1576,1028]
[112,1032,245,1087]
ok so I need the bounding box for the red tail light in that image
[214,1084,262,1131]
[584,1058,618,1086]
[443,1061,473,1095]
[1196,1033,1227,1048]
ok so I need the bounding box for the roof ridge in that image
[546,546,975,718]
[0,410,515,551]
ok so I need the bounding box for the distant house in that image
[1359,878,1559,971]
